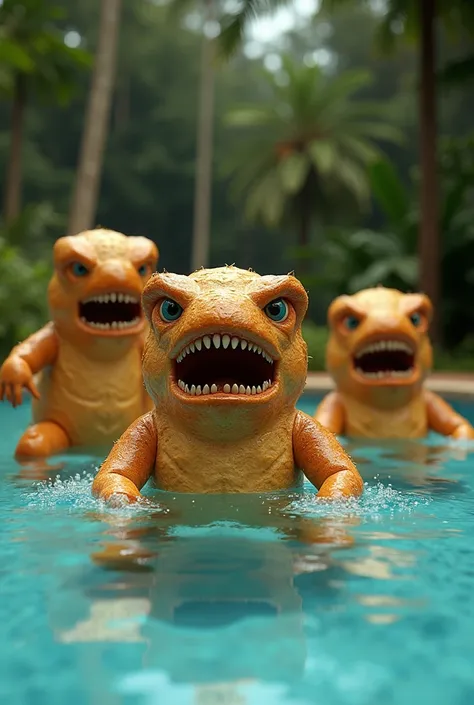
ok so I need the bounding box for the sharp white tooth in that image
[241,339,248,350]
[267,379,272,387]
[118,293,124,303]
[190,342,195,353]
[239,385,246,394]
[211,384,217,394]
[262,382,268,391]
[190,385,196,395]
[257,385,262,394]
[102,294,109,304]
[185,384,190,394]
[246,386,251,395]
[257,347,262,355]
[178,380,184,390]
[213,334,221,349]
[231,337,239,350]
[195,385,202,396]
[111,321,118,329]
[232,384,239,394]
[203,384,210,395]
[251,386,257,394]
[203,335,211,350]
[222,334,230,349]
[177,354,182,363]
[110,293,117,303]
[182,349,187,359]
[223,383,230,393]
[195,339,202,351]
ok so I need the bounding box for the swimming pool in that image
[1,394,474,705]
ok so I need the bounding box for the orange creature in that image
[0,228,159,457]
[314,287,474,439]
[92,266,363,502]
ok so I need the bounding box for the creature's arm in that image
[0,323,59,407]
[425,390,474,439]
[313,392,345,435]
[92,412,157,502]
[293,411,363,499]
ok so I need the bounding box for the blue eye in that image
[344,315,360,330]
[264,298,289,322]
[159,299,183,322]
[71,262,89,277]
[138,264,148,276]
[410,312,421,326]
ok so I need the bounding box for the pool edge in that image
[305,371,474,401]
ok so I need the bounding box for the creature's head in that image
[48,229,158,353]
[142,266,308,438]
[326,287,433,407]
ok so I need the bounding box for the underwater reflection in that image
[56,494,359,690]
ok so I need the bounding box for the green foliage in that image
[0,0,91,100]
[0,238,50,358]
[302,321,329,371]
[225,56,402,236]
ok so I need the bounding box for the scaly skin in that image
[92,266,363,502]
[314,287,474,439]
[0,228,159,457]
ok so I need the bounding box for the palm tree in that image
[169,0,218,270]
[0,0,90,225]
[217,0,474,341]
[68,0,122,235]
[225,57,401,266]
[191,0,216,271]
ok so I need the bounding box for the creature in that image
[0,228,159,457]
[314,287,474,439]
[92,266,363,501]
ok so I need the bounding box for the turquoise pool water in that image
[1,395,474,704]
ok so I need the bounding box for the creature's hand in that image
[450,424,474,441]
[0,357,40,407]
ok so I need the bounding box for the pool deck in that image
[305,372,474,400]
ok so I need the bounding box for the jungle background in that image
[1,0,473,370]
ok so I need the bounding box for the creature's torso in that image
[152,411,302,493]
[341,393,428,439]
[32,339,145,447]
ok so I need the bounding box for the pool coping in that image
[305,372,474,401]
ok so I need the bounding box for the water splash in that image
[286,481,432,519]
[26,470,160,516]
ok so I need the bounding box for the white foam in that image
[286,481,432,519]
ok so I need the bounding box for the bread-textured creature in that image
[314,287,474,439]
[0,228,158,457]
[92,266,363,502]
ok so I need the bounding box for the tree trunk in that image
[3,74,26,225]
[68,0,121,235]
[190,3,215,271]
[419,0,440,343]
[297,175,313,274]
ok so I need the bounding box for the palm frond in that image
[217,0,292,59]
[277,152,310,195]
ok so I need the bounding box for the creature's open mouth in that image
[174,333,276,397]
[353,339,416,381]
[79,292,142,332]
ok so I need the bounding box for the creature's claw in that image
[0,358,39,407]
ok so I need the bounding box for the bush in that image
[0,239,51,359]
[302,321,328,371]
